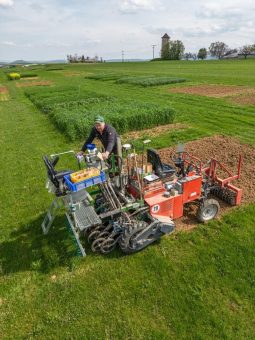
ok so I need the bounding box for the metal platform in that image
[74,202,102,231]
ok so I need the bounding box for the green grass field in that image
[1,60,255,339]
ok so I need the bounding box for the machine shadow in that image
[0,214,78,275]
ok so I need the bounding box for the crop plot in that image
[20,73,38,79]
[117,76,186,87]
[87,74,186,86]
[25,85,175,140]
[86,73,127,81]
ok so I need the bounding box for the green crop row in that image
[86,73,186,86]
[20,73,38,78]
[86,73,127,81]
[116,76,187,86]
[50,100,175,140]
[25,86,112,113]
[25,85,175,141]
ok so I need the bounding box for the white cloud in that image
[1,41,16,46]
[0,0,254,60]
[119,0,158,14]
[197,4,241,19]
[0,0,14,7]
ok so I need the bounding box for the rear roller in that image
[211,186,237,206]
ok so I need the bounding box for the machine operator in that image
[78,115,119,160]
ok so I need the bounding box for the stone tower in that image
[161,33,170,58]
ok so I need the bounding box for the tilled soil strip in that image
[16,81,53,87]
[122,123,187,140]
[169,84,255,97]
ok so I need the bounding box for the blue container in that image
[87,143,96,150]
[64,171,106,192]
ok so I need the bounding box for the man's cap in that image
[94,115,105,124]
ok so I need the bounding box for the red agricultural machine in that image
[42,142,242,256]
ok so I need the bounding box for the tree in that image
[184,52,192,60]
[191,53,197,60]
[197,48,207,60]
[224,49,237,56]
[239,45,254,59]
[209,41,229,59]
[161,41,170,60]
[169,40,185,60]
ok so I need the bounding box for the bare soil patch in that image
[64,71,93,77]
[229,94,255,106]
[16,81,53,88]
[0,86,8,94]
[20,76,38,80]
[169,84,255,98]
[122,123,187,140]
[0,86,9,101]
[157,135,255,231]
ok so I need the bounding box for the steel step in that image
[74,202,102,231]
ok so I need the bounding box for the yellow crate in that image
[70,167,100,183]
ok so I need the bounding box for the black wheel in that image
[119,221,149,254]
[197,198,220,222]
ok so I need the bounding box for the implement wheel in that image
[197,198,220,223]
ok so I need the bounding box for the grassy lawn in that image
[1,60,255,339]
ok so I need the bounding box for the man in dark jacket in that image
[78,115,118,160]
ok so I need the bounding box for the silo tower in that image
[161,33,170,58]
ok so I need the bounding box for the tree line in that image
[66,54,104,63]
[160,41,255,61]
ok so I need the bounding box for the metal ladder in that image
[65,213,86,257]
[41,198,62,235]
[42,198,87,257]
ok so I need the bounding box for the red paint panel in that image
[172,195,183,219]
[182,177,202,203]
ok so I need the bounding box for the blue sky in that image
[0,0,254,61]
